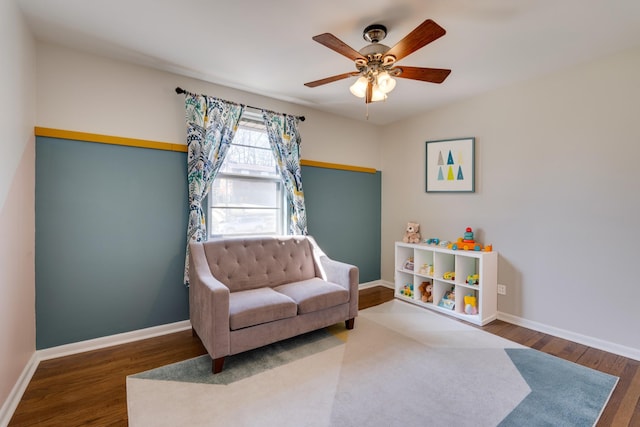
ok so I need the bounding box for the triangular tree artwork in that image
[427,138,474,192]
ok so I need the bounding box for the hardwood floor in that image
[9,286,640,426]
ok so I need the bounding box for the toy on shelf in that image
[443,271,455,281]
[463,227,475,243]
[402,222,421,244]
[447,227,493,252]
[464,294,478,315]
[424,238,440,245]
[438,287,456,310]
[400,283,414,298]
[403,257,414,271]
[418,263,434,276]
[466,274,479,286]
[418,281,433,303]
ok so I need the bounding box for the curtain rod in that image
[175,87,305,122]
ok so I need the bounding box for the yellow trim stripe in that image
[34,127,378,173]
[300,159,377,174]
[34,127,188,153]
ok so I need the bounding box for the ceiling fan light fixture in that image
[349,76,368,98]
[376,71,396,94]
[371,86,388,102]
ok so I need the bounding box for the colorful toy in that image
[424,238,440,245]
[464,294,478,315]
[402,222,421,244]
[418,263,433,275]
[466,274,479,286]
[443,271,455,281]
[403,257,414,271]
[448,227,492,251]
[438,287,455,310]
[418,281,433,303]
[400,283,414,298]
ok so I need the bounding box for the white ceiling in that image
[17,0,640,125]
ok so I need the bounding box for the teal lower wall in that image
[302,166,381,283]
[35,137,381,348]
[36,137,189,349]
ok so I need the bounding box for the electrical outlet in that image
[497,284,507,295]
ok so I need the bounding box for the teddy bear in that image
[402,222,421,244]
[418,281,433,303]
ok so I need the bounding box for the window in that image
[208,112,287,237]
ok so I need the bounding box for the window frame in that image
[206,111,288,238]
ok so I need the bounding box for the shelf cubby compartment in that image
[414,250,434,278]
[395,270,416,300]
[395,245,415,273]
[414,277,434,304]
[455,256,479,286]
[459,289,480,317]
[433,280,456,311]
[434,252,455,280]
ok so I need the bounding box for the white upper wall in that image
[36,43,383,170]
[0,1,35,210]
[380,45,640,356]
[0,0,36,415]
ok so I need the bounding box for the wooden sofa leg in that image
[213,357,225,374]
[345,318,355,330]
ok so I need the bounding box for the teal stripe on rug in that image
[132,328,343,385]
[498,348,618,427]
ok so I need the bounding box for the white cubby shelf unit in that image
[395,242,498,325]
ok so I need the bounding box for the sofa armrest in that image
[319,256,359,319]
[189,242,231,359]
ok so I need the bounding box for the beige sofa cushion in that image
[229,288,297,331]
[274,278,349,315]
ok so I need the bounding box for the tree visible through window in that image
[208,112,287,237]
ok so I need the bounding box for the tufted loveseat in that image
[188,235,359,373]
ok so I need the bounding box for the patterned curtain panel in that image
[183,93,244,284]
[262,111,308,235]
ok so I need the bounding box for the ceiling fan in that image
[304,19,451,104]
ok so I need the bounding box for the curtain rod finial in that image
[175,87,186,94]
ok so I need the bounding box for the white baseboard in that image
[359,280,394,290]
[0,320,192,426]
[0,352,39,427]
[37,320,192,361]
[498,312,640,362]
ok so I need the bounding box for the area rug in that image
[127,300,617,427]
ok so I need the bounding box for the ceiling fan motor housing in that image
[363,24,387,43]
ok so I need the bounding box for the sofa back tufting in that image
[202,236,319,292]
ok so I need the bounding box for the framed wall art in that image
[425,137,475,193]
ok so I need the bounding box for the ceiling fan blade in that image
[365,80,373,104]
[304,72,360,88]
[395,66,451,83]
[384,19,446,62]
[312,33,365,61]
